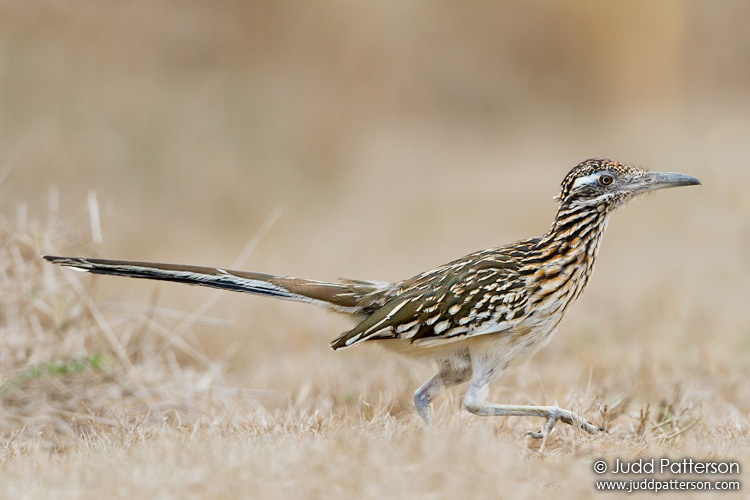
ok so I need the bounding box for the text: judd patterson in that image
[610,458,739,475]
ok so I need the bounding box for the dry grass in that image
[2,1,750,498]
[1,203,748,498]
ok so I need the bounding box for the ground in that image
[1,205,748,498]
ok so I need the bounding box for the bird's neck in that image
[523,201,612,309]
[544,201,611,251]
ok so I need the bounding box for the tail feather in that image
[42,256,371,314]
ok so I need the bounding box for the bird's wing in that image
[330,250,530,349]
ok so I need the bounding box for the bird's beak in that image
[628,171,701,194]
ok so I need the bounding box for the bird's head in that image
[558,158,701,210]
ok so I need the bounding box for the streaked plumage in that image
[44,158,700,440]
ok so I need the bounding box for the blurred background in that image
[1,1,748,409]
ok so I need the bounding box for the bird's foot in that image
[525,406,606,441]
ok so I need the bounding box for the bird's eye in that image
[599,174,614,186]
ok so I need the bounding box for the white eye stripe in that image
[571,173,601,189]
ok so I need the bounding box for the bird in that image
[44,158,700,440]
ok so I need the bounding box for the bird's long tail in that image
[43,256,388,315]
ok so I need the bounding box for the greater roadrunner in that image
[44,158,700,439]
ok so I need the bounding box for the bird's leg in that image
[462,364,605,445]
[414,362,471,425]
